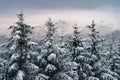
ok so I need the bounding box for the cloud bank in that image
[0,0,120,35]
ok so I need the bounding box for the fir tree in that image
[85,21,100,80]
[70,24,83,60]
[36,19,57,80]
[45,18,56,43]
[86,21,119,80]
[87,21,100,56]
[5,11,39,80]
[0,58,8,80]
[104,32,120,80]
[69,24,97,80]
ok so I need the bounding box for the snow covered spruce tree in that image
[36,18,57,80]
[0,58,8,80]
[45,18,56,43]
[86,21,119,80]
[5,11,39,80]
[84,21,101,80]
[68,24,94,80]
[103,33,120,80]
[37,19,79,80]
[52,26,79,80]
[70,24,83,60]
[110,44,120,80]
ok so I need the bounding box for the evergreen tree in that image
[68,24,82,60]
[103,32,120,80]
[36,19,57,80]
[5,11,39,80]
[69,24,97,80]
[0,10,120,80]
[37,19,79,80]
[86,21,119,80]
[0,58,8,80]
[85,21,100,80]
[87,21,100,56]
[45,18,56,43]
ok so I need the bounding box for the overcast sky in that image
[0,0,120,10]
[0,0,120,35]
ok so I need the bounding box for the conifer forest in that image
[0,11,119,80]
[0,0,120,80]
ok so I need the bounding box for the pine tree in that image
[0,10,119,80]
[36,19,57,80]
[5,11,39,80]
[85,21,100,80]
[68,24,97,80]
[70,24,83,60]
[103,32,120,80]
[51,43,78,80]
[45,18,56,43]
[37,19,79,80]
[86,21,119,80]
[87,21,100,56]
[0,58,8,80]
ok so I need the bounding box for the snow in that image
[15,31,21,34]
[86,77,99,80]
[41,49,48,56]
[10,45,16,50]
[13,34,20,40]
[45,41,52,47]
[91,54,98,61]
[63,62,78,71]
[31,51,39,57]
[23,62,39,74]
[57,47,67,55]
[10,53,20,64]
[45,64,57,73]
[47,53,56,62]
[55,73,72,80]
[65,70,78,80]
[76,47,84,52]
[35,74,49,80]
[37,55,42,61]
[101,73,118,80]
[28,41,38,46]
[8,63,18,74]
[83,63,92,70]
[16,70,25,80]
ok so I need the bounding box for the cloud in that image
[0,7,120,36]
